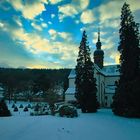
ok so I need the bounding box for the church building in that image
[65,30,120,108]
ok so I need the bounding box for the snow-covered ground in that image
[0,101,140,140]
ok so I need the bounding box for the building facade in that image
[65,30,120,107]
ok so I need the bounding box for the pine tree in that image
[75,31,98,113]
[112,3,140,117]
[0,99,11,117]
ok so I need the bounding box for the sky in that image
[0,0,140,69]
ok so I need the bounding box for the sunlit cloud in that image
[6,25,78,68]
[58,0,89,21]
[48,29,73,41]
[8,0,47,20]
[49,0,63,5]
[31,22,42,31]
[98,1,121,22]
[98,0,140,29]
[58,4,78,21]
[41,23,48,28]
[80,10,95,24]
[110,51,120,64]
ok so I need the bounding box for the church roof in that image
[68,64,120,78]
[65,87,75,94]
[68,69,76,78]
[100,65,120,76]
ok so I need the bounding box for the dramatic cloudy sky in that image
[0,0,140,69]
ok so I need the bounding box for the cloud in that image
[49,0,63,5]
[58,0,89,21]
[3,21,78,68]
[110,51,120,64]
[58,32,72,40]
[48,29,72,41]
[31,22,42,31]
[80,10,95,24]
[58,4,78,21]
[31,21,47,31]
[8,0,48,20]
[98,1,121,22]
[13,16,23,27]
[100,18,120,29]
[0,28,36,68]
[48,21,52,25]
[48,29,57,40]
[51,14,56,18]
[78,0,89,10]
[98,0,139,22]
[41,23,48,28]
[0,22,4,28]
[0,25,74,68]
[75,20,80,24]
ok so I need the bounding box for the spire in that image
[98,27,100,42]
[96,27,102,49]
[94,27,104,69]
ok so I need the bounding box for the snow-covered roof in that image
[65,88,75,94]
[105,85,116,94]
[68,69,76,78]
[100,65,120,76]
[68,64,120,79]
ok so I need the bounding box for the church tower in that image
[94,28,104,69]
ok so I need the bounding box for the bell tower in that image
[93,28,104,69]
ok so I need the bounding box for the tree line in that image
[0,68,71,102]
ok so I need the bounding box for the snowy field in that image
[0,101,140,140]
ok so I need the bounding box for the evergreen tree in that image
[0,99,11,117]
[112,3,140,117]
[75,31,98,113]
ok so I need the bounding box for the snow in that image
[100,65,120,76]
[68,69,76,78]
[65,88,75,94]
[68,64,120,79]
[0,102,140,140]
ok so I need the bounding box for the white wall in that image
[65,94,76,102]
[66,69,120,108]
[69,78,75,88]
[104,94,114,108]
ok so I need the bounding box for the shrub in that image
[27,104,31,108]
[30,111,48,116]
[59,105,78,118]
[68,101,80,108]
[0,99,11,116]
[14,106,18,112]
[12,104,16,108]
[19,104,23,108]
[23,106,28,112]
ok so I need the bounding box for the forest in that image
[0,68,71,102]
